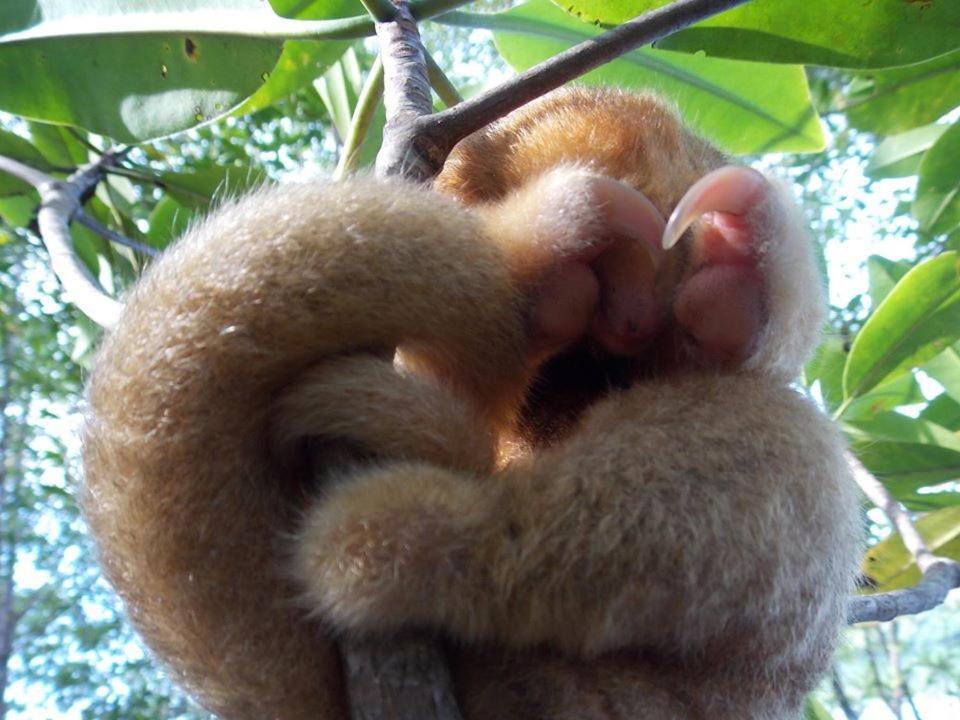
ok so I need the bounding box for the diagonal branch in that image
[394,0,751,177]
[846,454,960,624]
[0,154,123,328]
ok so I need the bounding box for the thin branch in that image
[865,628,895,713]
[334,55,385,181]
[848,559,960,624]
[397,0,751,176]
[0,154,122,328]
[830,665,860,720]
[846,454,960,624]
[850,455,935,571]
[425,54,462,108]
[74,210,159,258]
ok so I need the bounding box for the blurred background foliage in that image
[0,1,958,718]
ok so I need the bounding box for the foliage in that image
[0,0,958,717]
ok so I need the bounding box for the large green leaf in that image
[844,50,960,136]
[0,129,51,195]
[0,194,37,226]
[866,123,949,180]
[842,374,925,423]
[239,0,361,113]
[866,255,913,309]
[459,0,823,154]
[0,1,289,142]
[843,252,960,401]
[845,432,960,500]
[653,0,960,69]
[923,344,960,405]
[920,393,960,432]
[862,506,960,592]
[914,121,960,236]
[804,335,847,412]
[27,122,91,166]
[146,196,195,249]
[555,1,960,69]
[156,164,267,210]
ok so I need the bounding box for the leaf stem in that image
[333,56,385,180]
[425,53,463,108]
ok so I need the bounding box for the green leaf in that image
[914,121,960,236]
[923,343,960,404]
[269,0,364,19]
[844,50,960,136]
[844,413,960,499]
[28,122,91,166]
[843,252,960,401]
[867,255,913,309]
[866,123,949,180]
[804,335,848,412]
[0,193,37,226]
[842,374,925,423]
[0,1,286,142]
[156,164,267,210]
[862,506,960,592]
[804,697,833,720]
[652,0,960,69]
[920,393,960,431]
[472,0,823,154]
[0,129,50,195]
[239,0,360,113]
[845,412,960,452]
[146,196,195,249]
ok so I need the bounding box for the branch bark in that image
[389,0,751,177]
[0,154,123,328]
[846,454,960,624]
[335,4,467,717]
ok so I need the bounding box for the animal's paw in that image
[485,166,667,362]
[292,464,493,638]
[662,166,818,371]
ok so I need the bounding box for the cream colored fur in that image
[82,87,860,720]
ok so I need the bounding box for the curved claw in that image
[592,177,666,267]
[662,166,768,250]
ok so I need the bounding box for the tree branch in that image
[846,454,960,624]
[392,0,751,176]
[848,558,960,625]
[375,0,437,179]
[0,154,122,328]
[338,4,467,718]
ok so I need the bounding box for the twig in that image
[360,0,400,22]
[394,0,751,177]
[0,154,122,328]
[333,56,385,180]
[830,665,860,720]
[425,54,462,108]
[850,455,935,570]
[74,210,159,257]
[846,455,960,623]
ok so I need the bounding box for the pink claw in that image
[662,166,769,250]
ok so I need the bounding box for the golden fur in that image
[82,87,861,720]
